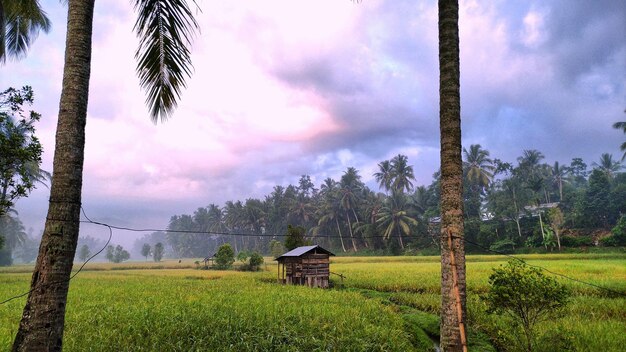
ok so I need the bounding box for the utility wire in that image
[463,238,626,297]
[0,207,112,305]
[3,212,624,304]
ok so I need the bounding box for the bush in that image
[483,260,569,352]
[215,243,235,269]
[489,239,516,253]
[248,252,264,271]
[284,225,308,250]
[602,216,626,247]
[560,235,594,247]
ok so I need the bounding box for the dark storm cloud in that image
[541,0,626,83]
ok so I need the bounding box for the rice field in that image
[1,253,625,351]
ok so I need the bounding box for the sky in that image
[2,0,625,248]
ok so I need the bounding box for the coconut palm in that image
[373,160,393,192]
[593,153,622,180]
[376,191,417,249]
[340,167,364,252]
[614,112,626,160]
[438,0,466,349]
[0,0,51,62]
[549,161,569,201]
[14,2,200,349]
[463,144,494,188]
[390,154,415,194]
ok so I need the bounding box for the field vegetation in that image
[1,254,624,351]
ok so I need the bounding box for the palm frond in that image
[134,0,199,122]
[1,0,50,62]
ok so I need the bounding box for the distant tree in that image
[153,242,164,262]
[269,239,284,258]
[105,245,130,263]
[548,208,564,251]
[236,250,250,265]
[483,260,569,352]
[248,252,264,271]
[593,153,622,180]
[284,224,307,251]
[613,113,626,160]
[214,243,235,269]
[78,244,90,262]
[141,243,151,261]
[0,86,49,215]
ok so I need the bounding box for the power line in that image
[0,208,112,305]
[463,238,626,297]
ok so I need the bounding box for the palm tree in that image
[462,144,494,219]
[376,191,417,249]
[373,160,393,192]
[0,0,51,62]
[340,167,363,252]
[463,144,494,188]
[13,2,200,349]
[614,112,626,160]
[593,153,622,180]
[549,161,568,201]
[390,154,415,194]
[438,1,466,350]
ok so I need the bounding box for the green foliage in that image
[141,243,151,260]
[0,246,11,266]
[236,250,250,265]
[214,243,235,269]
[248,252,264,271]
[0,86,46,215]
[489,239,516,253]
[153,242,164,262]
[560,235,593,247]
[78,244,91,262]
[602,216,626,247]
[105,245,130,263]
[269,239,284,258]
[284,224,307,251]
[483,260,570,351]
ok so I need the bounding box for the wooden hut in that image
[275,245,334,288]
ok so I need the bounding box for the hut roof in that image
[275,245,335,261]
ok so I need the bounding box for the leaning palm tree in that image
[13,1,200,350]
[373,159,393,193]
[0,0,51,62]
[614,112,626,160]
[438,0,467,350]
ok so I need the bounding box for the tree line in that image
[153,148,625,258]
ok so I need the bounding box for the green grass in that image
[1,253,625,351]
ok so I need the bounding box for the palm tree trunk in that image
[335,218,347,252]
[539,211,546,249]
[558,178,563,202]
[345,212,358,252]
[438,1,466,351]
[13,2,95,351]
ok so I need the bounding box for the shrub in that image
[560,235,593,247]
[489,239,516,253]
[602,216,626,247]
[284,225,308,250]
[248,252,264,271]
[215,243,235,269]
[483,260,570,352]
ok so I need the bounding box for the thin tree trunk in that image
[397,231,404,249]
[335,217,347,252]
[345,212,358,252]
[13,2,95,351]
[558,178,563,202]
[537,210,548,250]
[438,1,466,351]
